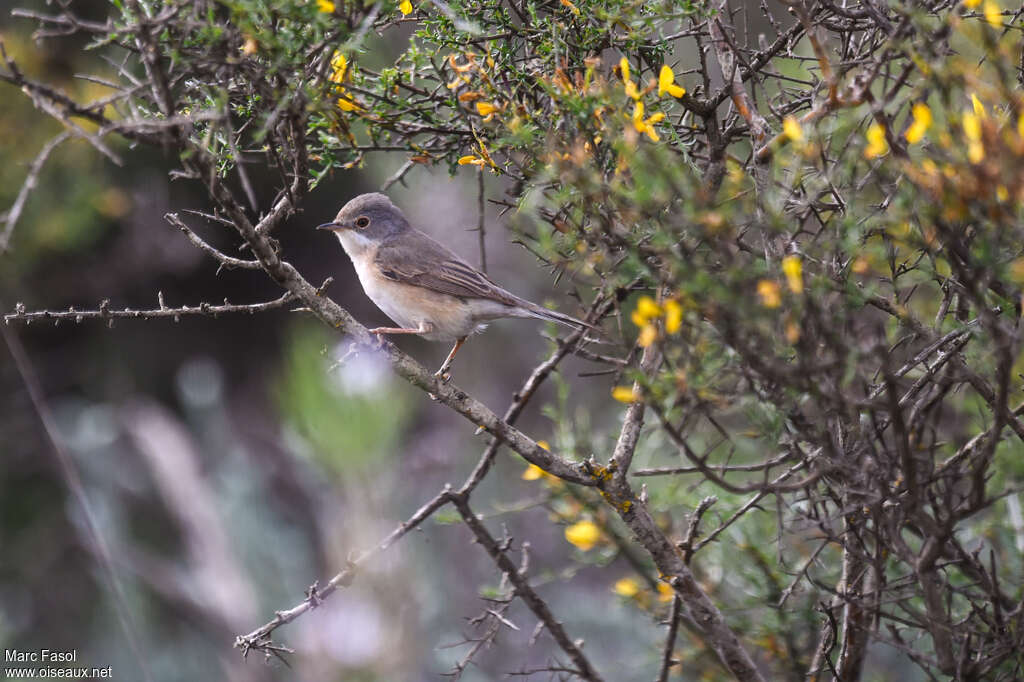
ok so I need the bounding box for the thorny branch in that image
[6,0,1024,679]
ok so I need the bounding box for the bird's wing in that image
[374,230,520,306]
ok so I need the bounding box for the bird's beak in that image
[317,221,345,231]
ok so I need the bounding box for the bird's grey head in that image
[317,193,410,248]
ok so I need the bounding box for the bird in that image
[317,192,593,378]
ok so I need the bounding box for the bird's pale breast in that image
[350,246,480,341]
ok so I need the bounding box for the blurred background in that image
[0,3,665,681]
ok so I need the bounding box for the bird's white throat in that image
[333,229,374,258]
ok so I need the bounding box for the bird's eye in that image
[355,216,370,229]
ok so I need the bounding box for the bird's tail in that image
[515,299,600,334]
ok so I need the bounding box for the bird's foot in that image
[428,368,452,401]
[367,329,391,350]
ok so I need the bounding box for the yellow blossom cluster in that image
[629,295,682,347]
[520,442,604,553]
[658,65,685,98]
[905,102,932,144]
[329,53,362,112]
[632,102,664,141]
[611,385,641,403]
[756,256,804,312]
[782,116,803,143]
[441,52,505,168]
[613,576,676,605]
[607,296,686,404]
[757,279,782,308]
[321,0,411,16]
[457,140,496,168]
[559,0,580,16]
[962,104,985,164]
[564,519,602,551]
[781,255,803,294]
[619,57,684,143]
[864,121,888,158]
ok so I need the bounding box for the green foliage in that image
[6,0,1024,678]
[274,322,413,475]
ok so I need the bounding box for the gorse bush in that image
[4,0,1024,679]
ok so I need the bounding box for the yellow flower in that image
[656,582,675,602]
[399,0,413,15]
[967,142,984,163]
[864,122,888,159]
[458,155,485,166]
[904,102,932,144]
[612,386,641,403]
[560,0,580,15]
[983,1,1001,26]
[632,101,663,142]
[658,65,685,98]
[626,99,643,129]
[337,96,362,112]
[631,295,663,326]
[963,112,982,140]
[618,57,630,83]
[996,185,1009,202]
[522,463,546,480]
[971,93,986,118]
[962,111,978,139]
[624,80,641,100]
[782,116,803,143]
[963,0,981,6]
[330,52,348,83]
[962,112,985,162]
[565,520,601,551]
[663,299,683,334]
[638,324,658,347]
[757,279,782,308]
[614,577,641,598]
[537,440,551,451]
[317,0,336,12]
[476,101,499,116]
[329,54,362,111]
[781,255,803,294]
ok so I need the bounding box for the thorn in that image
[316,277,335,296]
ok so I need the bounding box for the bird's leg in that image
[367,321,434,347]
[368,325,425,335]
[434,337,467,381]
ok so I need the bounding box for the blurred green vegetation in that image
[274,322,414,475]
[3,0,1024,680]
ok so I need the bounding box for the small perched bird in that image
[318,192,592,377]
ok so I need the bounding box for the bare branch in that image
[4,293,295,326]
[0,131,71,253]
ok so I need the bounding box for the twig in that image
[4,292,295,325]
[236,486,453,655]
[165,213,262,270]
[449,492,604,682]
[476,167,487,273]
[656,595,683,682]
[0,131,71,253]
